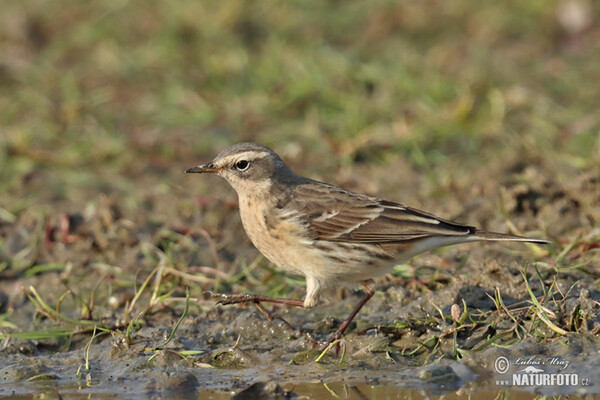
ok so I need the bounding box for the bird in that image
[185,142,550,347]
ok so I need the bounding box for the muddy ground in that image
[1,1,600,399]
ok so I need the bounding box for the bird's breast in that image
[238,196,312,273]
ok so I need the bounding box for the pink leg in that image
[322,282,375,350]
[206,291,320,343]
[207,291,305,307]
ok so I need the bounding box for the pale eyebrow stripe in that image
[226,151,269,163]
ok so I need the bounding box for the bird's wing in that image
[284,183,475,243]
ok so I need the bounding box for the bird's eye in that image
[235,160,250,171]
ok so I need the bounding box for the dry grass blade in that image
[520,271,567,336]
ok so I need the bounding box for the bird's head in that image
[185,142,290,194]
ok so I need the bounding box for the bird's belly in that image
[308,240,397,282]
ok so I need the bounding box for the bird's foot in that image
[204,291,306,307]
[205,291,260,306]
[319,331,344,354]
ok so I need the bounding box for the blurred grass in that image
[2,1,598,174]
[0,0,599,344]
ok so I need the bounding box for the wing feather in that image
[281,183,475,243]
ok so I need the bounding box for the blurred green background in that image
[0,0,598,314]
[2,0,598,180]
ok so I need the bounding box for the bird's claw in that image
[216,299,241,306]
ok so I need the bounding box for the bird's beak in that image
[185,163,221,174]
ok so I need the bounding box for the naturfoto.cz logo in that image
[494,356,589,387]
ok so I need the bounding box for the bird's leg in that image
[206,291,305,307]
[252,302,298,333]
[206,291,319,342]
[321,281,375,351]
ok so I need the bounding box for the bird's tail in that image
[472,230,551,245]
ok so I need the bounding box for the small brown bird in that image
[186,143,550,346]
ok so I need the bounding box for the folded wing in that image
[284,183,475,243]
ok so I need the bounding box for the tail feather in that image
[473,230,551,245]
